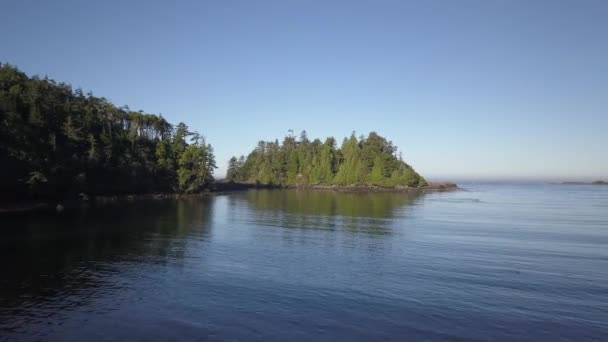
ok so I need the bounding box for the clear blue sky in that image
[2,0,607,180]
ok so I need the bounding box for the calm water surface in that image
[1,184,607,341]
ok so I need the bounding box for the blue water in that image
[1,183,607,341]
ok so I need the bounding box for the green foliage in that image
[369,156,386,185]
[177,138,215,193]
[155,139,173,171]
[0,63,215,200]
[334,134,362,185]
[228,130,426,188]
[226,156,239,182]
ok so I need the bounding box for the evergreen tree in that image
[227,131,426,188]
[226,156,239,182]
[0,63,215,200]
[334,133,361,185]
[177,136,216,193]
[369,155,386,186]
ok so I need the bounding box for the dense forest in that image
[226,131,427,187]
[0,63,216,201]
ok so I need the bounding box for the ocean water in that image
[1,183,607,341]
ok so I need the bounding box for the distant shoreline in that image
[562,180,607,185]
[0,182,458,215]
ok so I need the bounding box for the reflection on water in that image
[242,189,421,217]
[230,189,422,236]
[1,185,608,341]
[0,199,213,325]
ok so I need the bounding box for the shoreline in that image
[292,182,458,192]
[0,182,458,215]
[562,180,607,185]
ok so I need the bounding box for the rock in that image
[55,204,64,212]
[426,182,458,190]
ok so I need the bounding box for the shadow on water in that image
[0,198,214,320]
[229,189,423,236]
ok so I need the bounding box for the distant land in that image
[562,180,607,185]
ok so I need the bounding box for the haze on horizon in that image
[2,0,606,181]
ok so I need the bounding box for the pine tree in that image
[0,63,216,199]
[227,131,426,188]
[226,156,239,182]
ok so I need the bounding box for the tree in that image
[0,63,215,200]
[177,137,216,193]
[226,130,427,188]
[369,155,386,186]
[334,133,361,185]
[226,156,239,182]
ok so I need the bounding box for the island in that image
[0,63,454,214]
[225,131,447,191]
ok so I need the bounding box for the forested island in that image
[226,131,428,188]
[1,63,443,208]
[0,63,215,202]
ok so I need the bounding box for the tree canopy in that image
[227,131,427,187]
[0,63,215,201]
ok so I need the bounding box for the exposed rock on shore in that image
[562,180,607,185]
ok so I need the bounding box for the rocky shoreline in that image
[209,181,458,193]
[285,182,458,192]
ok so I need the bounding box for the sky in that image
[1,0,607,180]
